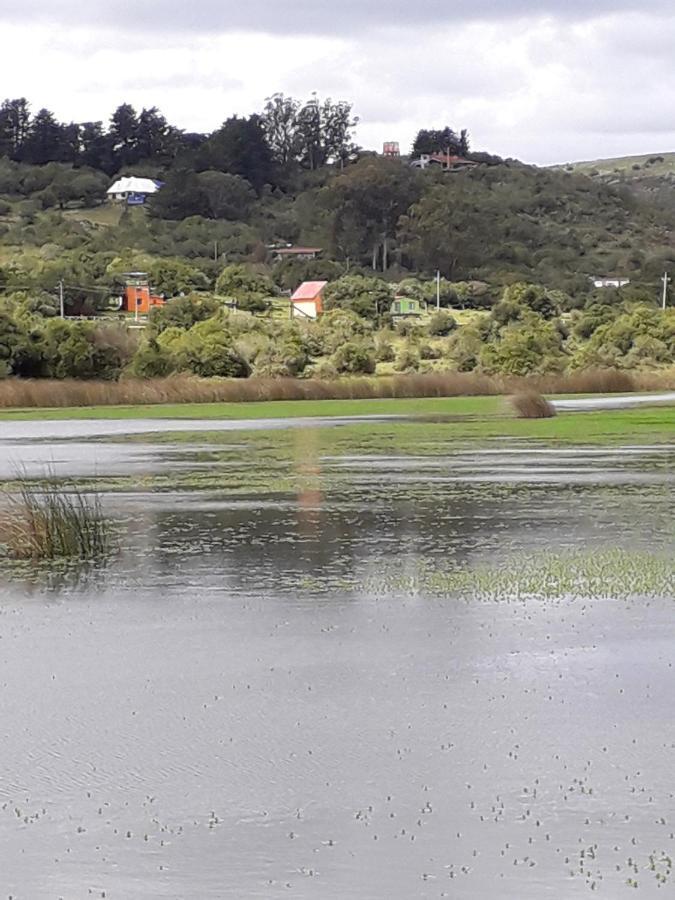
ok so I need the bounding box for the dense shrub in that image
[375,341,395,362]
[394,346,421,372]
[317,308,372,353]
[427,310,457,336]
[332,342,376,374]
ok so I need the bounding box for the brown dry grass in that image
[510,391,557,419]
[0,368,671,410]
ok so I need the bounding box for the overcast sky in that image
[1,1,673,164]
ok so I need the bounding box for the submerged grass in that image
[380,550,674,601]
[0,475,110,560]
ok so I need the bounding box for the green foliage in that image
[501,282,560,319]
[427,310,457,336]
[375,340,395,362]
[316,158,422,270]
[0,309,23,377]
[197,171,255,220]
[480,316,566,375]
[322,274,393,321]
[262,93,357,170]
[332,341,376,374]
[172,315,251,378]
[570,306,675,369]
[316,308,372,353]
[39,320,131,380]
[394,345,421,372]
[149,294,220,333]
[215,264,275,312]
[130,337,177,377]
[272,257,344,291]
[147,259,210,297]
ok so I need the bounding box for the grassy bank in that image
[0,369,672,415]
[1,395,674,446]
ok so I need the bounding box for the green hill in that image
[560,151,675,178]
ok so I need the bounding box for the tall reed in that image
[0,476,109,560]
[0,368,671,410]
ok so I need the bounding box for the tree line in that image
[0,94,361,177]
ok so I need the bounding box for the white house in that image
[592,276,631,289]
[107,176,162,204]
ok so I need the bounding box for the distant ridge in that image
[556,151,675,178]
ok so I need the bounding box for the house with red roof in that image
[410,153,478,172]
[290,281,328,319]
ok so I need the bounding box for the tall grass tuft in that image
[510,391,557,418]
[0,476,110,560]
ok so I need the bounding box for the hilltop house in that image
[410,153,478,172]
[290,281,327,319]
[107,176,163,205]
[592,276,631,289]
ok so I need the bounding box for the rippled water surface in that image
[0,418,673,899]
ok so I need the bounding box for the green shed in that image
[390,296,427,317]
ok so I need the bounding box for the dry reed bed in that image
[0,369,672,410]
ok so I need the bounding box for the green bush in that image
[215,264,275,312]
[375,341,395,362]
[149,294,221,334]
[332,341,376,374]
[427,310,457,336]
[323,275,393,321]
[394,346,420,372]
[174,316,251,378]
[317,308,372,353]
[130,337,178,377]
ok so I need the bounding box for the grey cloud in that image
[1,0,671,35]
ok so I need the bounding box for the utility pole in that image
[661,271,670,310]
[436,270,441,310]
[58,280,64,318]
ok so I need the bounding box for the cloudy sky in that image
[1,1,673,164]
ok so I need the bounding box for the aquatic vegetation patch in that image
[379,550,674,601]
[0,476,111,561]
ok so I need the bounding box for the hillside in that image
[560,152,675,221]
[561,151,675,178]
[2,156,675,310]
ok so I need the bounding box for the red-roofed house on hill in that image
[290,281,328,319]
[270,245,323,261]
[410,153,478,172]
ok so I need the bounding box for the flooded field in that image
[0,417,673,898]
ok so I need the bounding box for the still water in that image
[0,418,673,898]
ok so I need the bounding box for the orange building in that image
[121,273,166,315]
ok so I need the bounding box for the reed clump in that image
[0,477,110,560]
[510,391,557,418]
[0,367,671,410]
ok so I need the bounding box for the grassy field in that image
[0,394,502,420]
[559,151,675,177]
[0,394,673,444]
